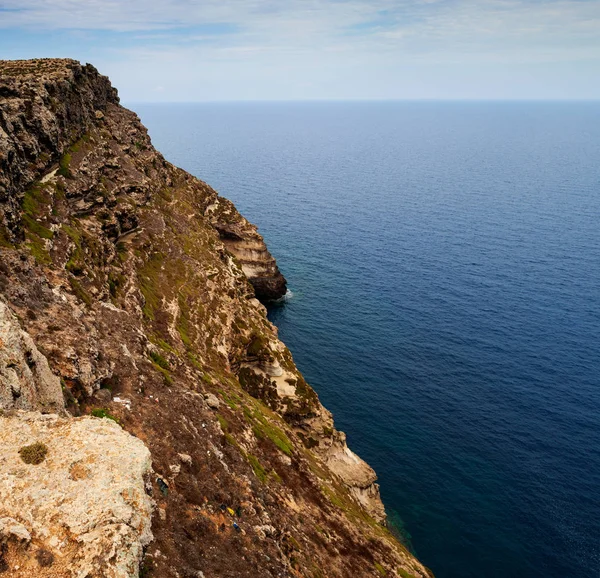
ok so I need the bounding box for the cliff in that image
[0,59,431,578]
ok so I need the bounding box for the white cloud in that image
[1,0,599,99]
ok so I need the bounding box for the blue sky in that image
[1,0,599,101]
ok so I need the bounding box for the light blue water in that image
[133,102,600,578]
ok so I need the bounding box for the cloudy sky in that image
[1,0,599,101]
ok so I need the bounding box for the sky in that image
[0,0,599,101]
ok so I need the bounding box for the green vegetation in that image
[148,350,169,370]
[0,224,13,248]
[375,562,387,576]
[247,334,269,358]
[20,182,55,264]
[149,334,177,355]
[90,408,119,423]
[217,414,229,431]
[57,152,72,178]
[148,350,173,385]
[176,294,192,346]
[251,409,293,456]
[398,569,417,578]
[26,236,51,264]
[219,389,241,410]
[19,442,48,464]
[138,251,165,320]
[247,453,268,482]
[22,214,53,239]
[68,277,92,306]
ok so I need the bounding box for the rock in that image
[263,360,283,377]
[0,59,117,242]
[206,198,287,302]
[325,431,386,522]
[0,411,153,578]
[0,299,64,413]
[178,453,192,466]
[95,110,105,120]
[0,517,31,543]
[92,387,112,404]
[204,393,220,410]
[0,58,431,578]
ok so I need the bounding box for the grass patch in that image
[148,350,173,385]
[0,224,13,248]
[138,252,165,320]
[68,277,92,306]
[397,569,417,578]
[57,152,72,178]
[26,236,51,264]
[247,454,268,483]
[148,350,169,370]
[375,562,387,577]
[22,214,53,240]
[254,420,293,456]
[19,442,48,465]
[176,294,192,347]
[90,408,120,423]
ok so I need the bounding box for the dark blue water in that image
[133,102,600,578]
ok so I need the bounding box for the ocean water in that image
[133,101,600,578]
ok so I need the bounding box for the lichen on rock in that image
[0,411,153,577]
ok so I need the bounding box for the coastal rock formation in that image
[208,196,287,301]
[0,411,153,577]
[0,59,432,578]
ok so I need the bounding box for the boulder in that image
[0,411,153,577]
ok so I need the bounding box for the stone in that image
[0,411,153,577]
[0,299,64,413]
[177,453,192,465]
[204,393,220,410]
[92,387,112,404]
[0,517,31,543]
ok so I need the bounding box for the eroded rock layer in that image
[0,59,432,578]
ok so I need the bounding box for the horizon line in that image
[124,97,600,105]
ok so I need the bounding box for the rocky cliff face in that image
[0,59,431,578]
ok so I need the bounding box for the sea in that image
[133,101,600,578]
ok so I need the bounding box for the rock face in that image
[0,411,153,577]
[0,299,64,413]
[0,59,118,244]
[207,196,287,301]
[0,59,432,578]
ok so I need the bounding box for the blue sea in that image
[134,101,600,578]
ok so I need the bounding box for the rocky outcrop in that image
[0,299,64,413]
[0,58,432,578]
[0,59,118,243]
[0,411,153,577]
[207,196,287,301]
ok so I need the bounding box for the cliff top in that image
[0,58,81,79]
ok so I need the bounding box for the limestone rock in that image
[0,411,153,577]
[0,299,64,413]
[206,197,287,301]
[204,393,220,410]
[325,431,387,522]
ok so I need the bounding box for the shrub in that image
[19,442,48,464]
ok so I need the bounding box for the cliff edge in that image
[0,59,431,578]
